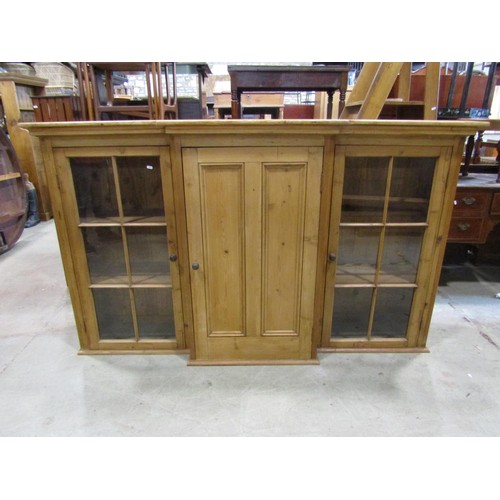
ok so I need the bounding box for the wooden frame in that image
[23,120,485,364]
[0,74,52,220]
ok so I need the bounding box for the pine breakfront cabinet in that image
[24,120,484,365]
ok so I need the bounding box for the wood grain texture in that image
[29,120,477,363]
[183,146,322,362]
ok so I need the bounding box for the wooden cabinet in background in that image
[0,73,52,220]
[25,120,483,364]
[448,173,500,244]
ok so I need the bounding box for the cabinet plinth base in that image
[318,347,429,354]
[188,358,320,366]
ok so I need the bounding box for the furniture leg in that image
[496,140,500,183]
[338,88,346,117]
[462,134,475,176]
[472,131,483,164]
[231,89,241,119]
[326,90,334,119]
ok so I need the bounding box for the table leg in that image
[338,88,346,117]
[462,134,475,176]
[326,90,334,119]
[231,90,241,119]
[496,139,500,183]
[472,131,483,164]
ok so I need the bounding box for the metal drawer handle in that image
[457,222,471,231]
[462,196,477,206]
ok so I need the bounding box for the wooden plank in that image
[341,62,381,113]
[357,62,404,119]
[0,80,52,219]
[321,146,346,345]
[312,137,335,353]
[32,98,43,122]
[245,161,263,339]
[424,62,440,120]
[160,146,186,349]
[0,172,21,182]
[397,62,412,101]
[169,136,194,354]
[416,139,464,347]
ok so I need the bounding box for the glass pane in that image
[93,289,134,339]
[341,157,389,222]
[126,226,170,285]
[371,288,414,338]
[135,288,176,339]
[331,288,373,339]
[336,227,381,284]
[116,156,165,221]
[70,157,119,222]
[387,157,436,222]
[379,227,425,284]
[82,226,128,284]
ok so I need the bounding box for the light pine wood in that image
[341,62,381,111]
[23,120,485,363]
[322,144,461,350]
[183,146,322,362]
[53,146,183,352]
[340,63,404,119]
[416,137,466,347]
[356,63,404,119]
[397,63,412,101]
[0,79,52,220]
[423,62,440,120]
[341,62,441,120]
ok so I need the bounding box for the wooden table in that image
[227,65,350,119]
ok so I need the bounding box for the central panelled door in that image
[183,147,323,363]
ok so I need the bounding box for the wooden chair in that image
[152,62,178,120]
[78,62,156,120]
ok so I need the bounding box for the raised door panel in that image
[183,147,323,363]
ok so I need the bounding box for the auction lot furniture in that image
[0,73,53,220]
[77,62,178,121]
[228,65,349,119]
[0,129,26,253]
[213,92,284,119]
[448,173,500,244]
[24,119,482,365]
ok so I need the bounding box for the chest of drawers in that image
[449,174,500,244]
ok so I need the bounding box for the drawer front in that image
[448,218,484,242]
[453,190,491,216]
[491,192,500,215]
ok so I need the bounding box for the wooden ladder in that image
[340,62,441,120]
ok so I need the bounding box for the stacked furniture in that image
[0,72,52,220]
[77,63,178,121]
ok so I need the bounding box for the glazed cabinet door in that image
[322,145,452,349]
[53,147,185,352]
[183,147,323,363]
